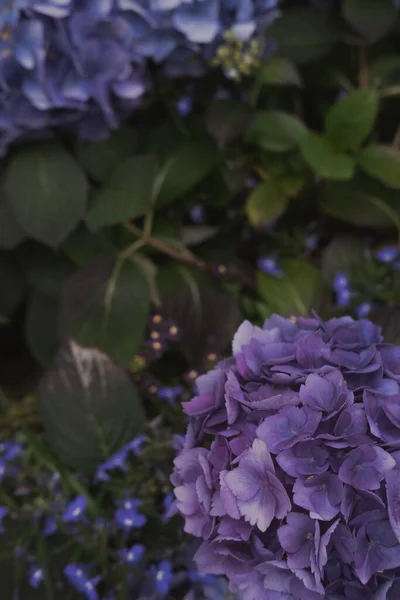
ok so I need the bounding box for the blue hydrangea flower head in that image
[172,314,400,598]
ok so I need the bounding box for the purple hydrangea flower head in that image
[172,314,400,598]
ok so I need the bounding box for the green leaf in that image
[300,133,355,180]
[3,142,88,247]
[257,260,323,316]
[268,8,337,64]
[246,111,308,152]
[319,177,400,229]
[85,154,157,231]
[60,258,150,364]
[358,145,400,189]
[321,236,369,284]
[157,265,241,367]
[75,126,137,183]
[370,55,400,88]
[205,100,252,147]
[25,248,76,298]
[129,254,161,308]
[156,137,218,206]
[38,339,146,474]
[0,253,25,318]
[181,226,218,246]
[325,89,379,152]
[25,291,60,368]
[0,190,26,249]
[257,58,302,87]
[62,225,117,267]
[246,181,289,228]
[342,0,397,43]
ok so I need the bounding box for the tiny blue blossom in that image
[375,246,399,263]
[64,564,101,600]
[157,385,184,404]
[29,565,44,589]
[0,506,8,532]
[117,543,145,565]
[336,288,354,307]
[176,95,193,117]
[150,559,173,596]
[115,498,147,531]
[43,515,57,536]
[333,272,349,292]
[257,256,284,278]
[356,302,372,318]
[190,204,205,224]
[62,495,87,522]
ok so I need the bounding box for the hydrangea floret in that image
[172,314,400,599]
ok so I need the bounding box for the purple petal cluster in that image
[172,314,400,599]
[0,0,279,155]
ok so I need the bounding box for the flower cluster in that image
[0,0,279,156]
[172,314,400,599]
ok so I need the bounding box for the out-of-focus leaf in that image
[300,133,355,180]
[370,55,400,87]
[60,258,150,364]
[157,265,241,366]
[325,89,379,152]
[181,226,218,246]
[75,126,137,183]
[156,137,219,206]
[370,307,400,344]
[257,260,323,316]
[38,340,146,474]
[319,177,400,229]
[129,253,161,308]
[24,248,76,298]
[268,8,337,64]
[0,190,26,249]
[342,0,397,43]
[62,225,117,267]
[256,57,302,87]
[0,253,25,318]
[358,145,400,189]
[85,154,158,231]
[205,100,252,147]
[25,291,59,368]
[3,142,88,247]
[246,111,308,152]
[246,181,288,228]
[321,236,369,284]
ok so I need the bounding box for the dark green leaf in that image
[370,307,400,344]
[257,58,302,87]
[321,236,369,284]
[246,111,308,152]
[3,142,88,247]
[246,181,289,228]
[300,133,355,180]
[129,254,161,308]
[0,253,25,318]
[38,339,146,474]
[325,89,379,152]
[181,226,218,246]
[319,177,400,229]
[85,154,157,231]
[268,8,337,64]
[157,265,241,367]
[25,249,76,298]
[62,225,117,267]
[75,126,137,183]
[60,258,150,364]
[156,137,218,206]
[342,0,397,42]
[358,144,400,189]
[25,291,60,368]
[257,260,323,316]
[205,100,252,147]
[0,190,26,249]
[370,55,400,87]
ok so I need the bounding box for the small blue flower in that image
[115,498,147,531]
[336,288,354,307]
[176,95,192,117]
[161,492,175,523]
[0,506,8,532]
[150,560,173,596]
[124,434,148,456]
[43,516,57,536]
[29,565,44,589]
[0,440,23,461]
[333,272,349,292]
[64,564,101,600]
[356,302,372,318]
[305,234,319,252]
[62,495,87,522]
[117,543,145,565]
[257,256,284,278]
[375,246,399,263]
[190,204,205,224]
[157,385,184,404]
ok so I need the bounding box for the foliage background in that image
[1,0,400,598]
